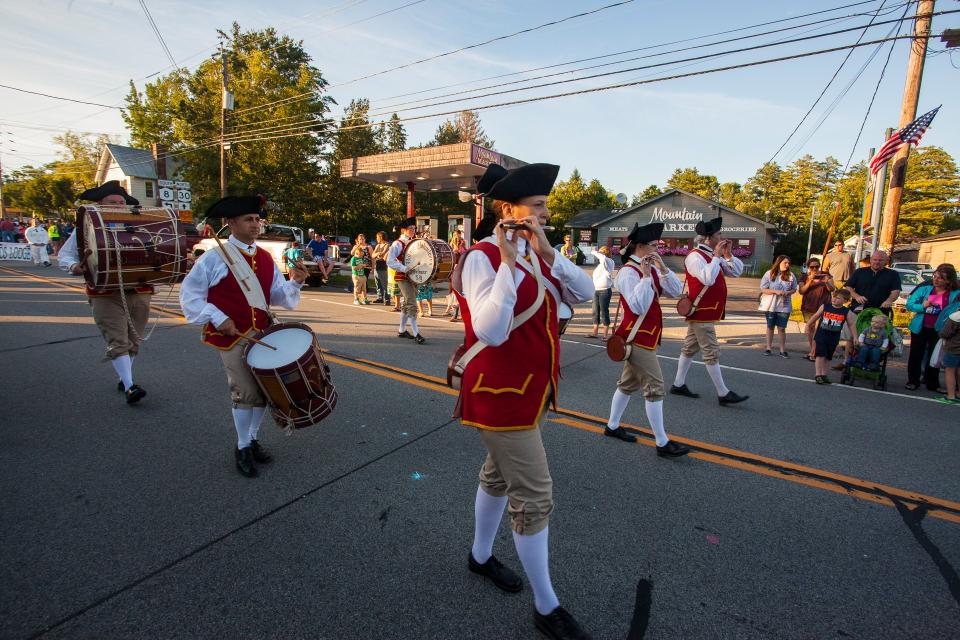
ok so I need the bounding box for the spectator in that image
[806,288,858,385]
[904,264,960,392]
[387,265,401,312]
[559,234,579,262]
[798,257,835,361]
[24,219,51,266]
[283,240,305,271]
[443,231,466,320]
[588,246,614,340]
[937,306,960,404]
[844,250,901,315]
[416,279,434,317]
[0,218,14,243]
[858,254,870,268]
[856,314,890,371]
[62,221,75,239]
[759,255,797,357]
[306,232,332,283]
[822,241,855,286]
[48,220,61,254]
[349,235,370,305]
[371,231,391,304]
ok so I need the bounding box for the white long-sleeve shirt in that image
[179,235,302,329]
[591,250,615,290]
[684,243,744,285]
[58,230,80,271]
[616,258,683,315]
[461,235,594,347]
[386,236,412,273]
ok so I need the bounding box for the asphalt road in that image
[1,262,958,640]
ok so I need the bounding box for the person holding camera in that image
[670,216,749,405]
[797,258,835,361]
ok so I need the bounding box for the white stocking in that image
[399,312,408,333]
[111,355,133,391]
[674,354,693,386]
[409,316,420,336]
[248,406,267,441]
[607,389,631,430]
[705,363,730,397]
[513,527,560,615]
[644,399,669,447]
[232,408,253,448]
[471,487,507,564]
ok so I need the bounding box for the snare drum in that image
[244,323,338,429]
[558,302,573,335]
[403,238,454,285]
[76,205,198,291]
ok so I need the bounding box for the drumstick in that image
[240,334,278,350]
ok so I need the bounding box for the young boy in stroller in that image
[843,307,898,390]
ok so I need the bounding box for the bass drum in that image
[244,322,338,429]
[76,205,198,291]
[403,238,454,285]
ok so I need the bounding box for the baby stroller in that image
[840,307,898,390]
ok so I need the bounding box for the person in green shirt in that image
[350,235,371,304]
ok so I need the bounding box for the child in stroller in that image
[842,307,897,390]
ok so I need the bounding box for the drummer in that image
[58,180,151,405]
[386,217,426,344]
[179,195,308,478]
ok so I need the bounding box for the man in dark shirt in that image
[845,250,901,315]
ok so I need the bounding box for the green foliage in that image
[2,166,75,217]
[632,184,662,205]
[548,169,616,236]
[666,167,720,200]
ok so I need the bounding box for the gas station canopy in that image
[339,142,525,193]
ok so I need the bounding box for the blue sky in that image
[1,0,957,197]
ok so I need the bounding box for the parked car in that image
[893,267,924,307]
[193,223,327,285]
[891,262,931,273]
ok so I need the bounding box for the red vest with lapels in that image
[685,248,727,322]
[201,246,274,350]
[392,238,412,281]
[614,264,663,350]
[455,242,563,431]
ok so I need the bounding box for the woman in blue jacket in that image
[904,264,960,391]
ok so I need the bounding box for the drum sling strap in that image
[450,248,546,384]
[215,241,271,317]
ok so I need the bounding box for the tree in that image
[717,182,742,208]
[50,131,113,192]
[2,166,74,217]
[898,146,960,238]
[631,184,662,205]
[425,110,493,147]
[122,23,334,221]
[386,113,406,152]
[547,169,615,234]
[666,167,719,200]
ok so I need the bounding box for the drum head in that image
[81,213,102,280]
[403,239,436,284]
[246,327,313,369]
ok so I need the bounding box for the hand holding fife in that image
[217,318,238,336]
[496,222,519,267]
[290,259,308,284]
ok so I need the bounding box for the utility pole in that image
[855,147,875,263]
[219,44,233,198]
[878,0,935,254]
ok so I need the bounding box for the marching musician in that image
[456,163,594,640]
[179,196,308,478]
[386,217,426,344]
[58,181,150,405]
[670,216,749,405]
[604,222,690,458]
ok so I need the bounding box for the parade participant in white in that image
[604,222,690,457]
[25,219,51,266]
[179,195,307,478]
[59,182,150,404]
[670,216,749,405]
[386,217,425,344]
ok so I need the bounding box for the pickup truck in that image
[193,223,328,285]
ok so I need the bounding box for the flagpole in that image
[855,147,875,264]
[878,0,935,254]
[870,128,893,257]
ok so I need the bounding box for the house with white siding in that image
[93,144,186,209]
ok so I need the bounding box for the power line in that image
[232,0,638,116]
[221,12,940,143]
[0,84,122,109]
[767,0,893,163]
[138,0,179,70]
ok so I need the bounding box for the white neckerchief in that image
[229,235,257,254]
[696,243,714,255]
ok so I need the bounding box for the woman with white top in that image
[588,245,615,339]
[759,255,798,357]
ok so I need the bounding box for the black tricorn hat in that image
[78,180,139,205]
[695,216,723,236]
[397,216,417,229]
[476,163,508,195]
[484,163,560,203]
[207,195,266,219]
[628,222,664,245]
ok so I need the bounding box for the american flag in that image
[869,105,941,175]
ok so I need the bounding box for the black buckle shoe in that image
[117,381,125,392]
[125,385,146,404]
[718,391,749,405]
[533,606,591,640]
[468,553,523,593]
[235,447,257,478]
[603,426,636,443]
[250,439,272,464]
[669,384,699,398]
[414,334,426,344]
[656,440,690,458]
[398,331,414,339]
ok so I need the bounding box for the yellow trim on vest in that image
[470,372,534,395]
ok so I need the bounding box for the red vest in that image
[614,265,663,350]
[392,238,411,281]
[202,247,275,350]
[455,243,563,431]
[685,248,727,322]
